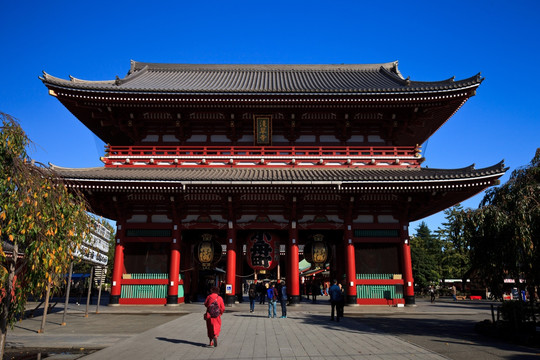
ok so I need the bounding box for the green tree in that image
[456,149,540,300]
[0,112,92,357]
[437,205,470,280]
[410,222,442,289]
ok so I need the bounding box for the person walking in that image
[337,282,345,319]
[311,280,319,303]
[279,281,287,318]
[248,282,257,313]
[452,285,457,301]
[329,279,343,322]
[429,285,436,303]
[204,287,225,347]
[256,281,266,304]
[267,283,277,318]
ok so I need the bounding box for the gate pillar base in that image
[289,295,300,305]
[225,294,236,306]
[166,295,178,305]
[404,295,416,305]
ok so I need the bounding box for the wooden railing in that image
[101,145,423,168]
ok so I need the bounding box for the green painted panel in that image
[356,273,396,279]
[120,284,168,299]
[356,285,403,299]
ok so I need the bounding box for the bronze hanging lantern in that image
[195,233,222,270]
[304,234,329,268]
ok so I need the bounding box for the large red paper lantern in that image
[246,231,279,271]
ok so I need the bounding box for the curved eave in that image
[49,162,507,187]
[40,62,483,97]
[41,84,481,98]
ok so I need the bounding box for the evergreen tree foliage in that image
[437,205,470,280]
[410,222,441,289]
[454,149,540,300]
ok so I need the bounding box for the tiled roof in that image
[40,61,482,95]
[50,162,506,184]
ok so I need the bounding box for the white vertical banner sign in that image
[73,220,111,266]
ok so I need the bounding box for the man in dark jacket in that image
[256,281,265,304]
[328,279,343,321]
[279,281,288,318]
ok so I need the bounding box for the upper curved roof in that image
[41,60,483,95]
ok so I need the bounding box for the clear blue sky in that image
[1,1,538,233]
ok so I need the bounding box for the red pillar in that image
[167,224,181,305]
[345,223,357,304]
[110,222,125,305]
[288,221,300,304]
[400,223,415,305]
[225,221,237,306]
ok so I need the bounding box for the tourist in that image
[204,287,225,347]
[329,279,343,321]
[248,282,257,313]
[256,281,266,304]
[267,283,278,318]
[311,280,319,303]
[337,282,345,319]
[279,280,287,318]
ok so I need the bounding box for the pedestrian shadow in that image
[234,314,270,318]
[156,337,207,347]
[296,313,379,335]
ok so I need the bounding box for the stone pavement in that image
[5,297,535,359]
[80,310,445,360]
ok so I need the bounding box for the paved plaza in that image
[5,298,539,359]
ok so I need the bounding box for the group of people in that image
[203,279,345,347]
[248,280,287,318]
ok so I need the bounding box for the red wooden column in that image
[288,220,300,304]
[225,220,237,306]
[110,222,126,305]
[167,224,181,305]
[345,222,358,305]
[400,223,415,305]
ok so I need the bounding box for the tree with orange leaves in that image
[0,112,91,357]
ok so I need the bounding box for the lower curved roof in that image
[51,162,505,186]
[52,163,506,222]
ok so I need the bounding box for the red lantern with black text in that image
[246,231,279,271]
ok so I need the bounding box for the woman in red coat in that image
[204,286,225,347]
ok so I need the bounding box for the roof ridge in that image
[130,61,400,72]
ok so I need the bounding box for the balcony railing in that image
[101,145,423,168]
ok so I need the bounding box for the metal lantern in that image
[195,233,222,270]
[304,234,329,268]
[246,231,280,271]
